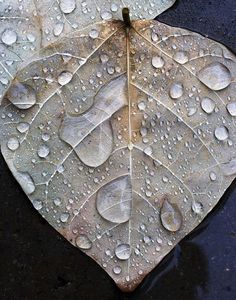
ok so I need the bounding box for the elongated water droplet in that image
[7,83,36,109]
[53,22,64,37]
[198,62,231,91]
[76,234,92,250]
[115,244,131,260]
[201,97,215,114]
[17,172,35,195]
[214,126,229,141]
[96,176,132,223]
[160,199,182,232]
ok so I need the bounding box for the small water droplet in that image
[152,56,164,68]
[32,199,43,210]
[144,146,153,156]
[1,29,17,45]
[209,171,217,181]
[227,102,236,117]
[7,83,36,109]
[59,0,76,14]
[7,137,19,151]
[138,101,146,111]
[53,197,62,206]
[115,244,131,260]
[112,265,122,275]
[100,54,109,63]
[214,126,229,141]
[37,144,50,158]
[169,83,184,99]
[160,199,182,232]
[173,51,189,64]
[192,201,203,214]
[60,212,70,223]
[110,3,118,12]
[57,71,73,86]
[198,62,231,91]
[101,11,112,20]
[89,29,99,39]
[17,122,29,133]
[75,234,92,250]
[53,22,64,37]
[201,97,215,114]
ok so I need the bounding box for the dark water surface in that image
[0,0,236,299]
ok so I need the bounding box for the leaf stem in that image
[122,7,131,28]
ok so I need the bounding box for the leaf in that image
[1,7,236,292]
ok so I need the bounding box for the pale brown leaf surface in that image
[1,15,236,291]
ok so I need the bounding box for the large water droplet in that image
[7,137,19,151]
[57,71,73,86]
[169,83,184,99]
[198,63,231,91]
[17,122,30,133]
[113,266,122,275]
[214,126,229,141]
[16,172,35,195]
[75,234,92,250]
[227,102,236,117]
[32,199,43,210]
[201,97,215,114]
[115,244,131,260]
[59,0,76,14]
[96,176,132,223]
[75,120,113,168]
[1,29,17,45]
[60,212,70,223]
[7,83,36,109]
[160,199,182,232]
[152,56,164,68]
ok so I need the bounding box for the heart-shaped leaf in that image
[1,8,236,292]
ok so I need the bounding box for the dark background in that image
[0,0,236,299]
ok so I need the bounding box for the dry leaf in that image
[1,3,236,292]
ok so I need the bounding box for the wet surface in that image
[0,0,236,299]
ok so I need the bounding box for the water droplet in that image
[173,51,189,64]
[115,244,131,260]
[214,126,229,141]
[138,101,146,111]
[151,56,164,68]
[113,266,122,275]
[89,29,99,39]
[201,97,215,114]
[60,212,70,223]
[101,11,112,20]
[59,0,76,14]
[198,62,231,91]
[143,236,151,244]
[227,102,236,117]
[1,29,17,45]
[17,172,35,195]
[7,83,36,109]
[144,146,153,156]
[7,137,19,151]
[57,71,73,86]
[160,199,182,232]
[100,54,109,63]
[75,234,92,250]
[209,171,217,181]
[32,199,43,210]
[53,197,62,206]
[96,176,132,223]
[169,83,184,99]
[191,201,203,214]
[53,22,64,37]
[37,144,50,158]
[17,122,29,133]
[42,133,50,141]
[110,3,118,12]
